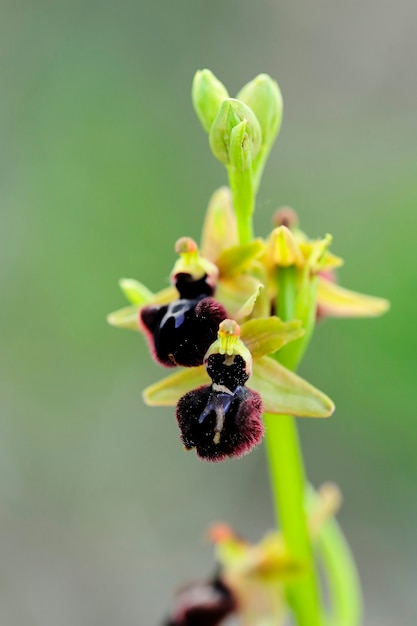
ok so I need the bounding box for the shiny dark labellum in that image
[140,296,227,367]
[176,384,264,462]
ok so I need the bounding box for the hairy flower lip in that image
[176,384,264,462]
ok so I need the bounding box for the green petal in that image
[251,357,334,417]
[200,187,238,261]
[317,277,390,318]
[236,282,264,320]
[216,274,263,318]
[241,317,304,359]
[107,305,140,330]
[143,366,210,406]
[216,239,264,276]
[119,278,154,304]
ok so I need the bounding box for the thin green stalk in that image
[308,484,363,626]
[264,413,321,626]
[229,167,361,626]
[228,165,254,244]
[261,266,321,625]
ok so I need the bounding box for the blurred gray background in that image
[1,0,416,624]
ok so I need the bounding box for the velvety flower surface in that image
[177,381,264,462]
[108,188,387,462]
[176,320,264,461]
[144,316,335,420]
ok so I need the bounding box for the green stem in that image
[311,491,363,626]
[227,165,254,244]
[263,265,322,625]
[264,413,321,626]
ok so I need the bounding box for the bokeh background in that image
[1,1,416,624]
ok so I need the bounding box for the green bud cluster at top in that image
[193,70,283,244]
[109,69,389,626]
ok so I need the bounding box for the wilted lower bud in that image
[209,98,262,167]
[192,69,229,134]
[237,73,283,151]
[164,577,236,626]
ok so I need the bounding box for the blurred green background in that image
[1,1,416,624]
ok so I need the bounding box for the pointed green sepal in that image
[143,366,210,406]
[209,98,262,166]
[107,304,140,330]
[119,278,154,304]
[192,69,229,133]
[241,317,304,359]
[250,356,335,417]
[317,277,390,318]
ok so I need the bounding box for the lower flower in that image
[164,577,236,626]
[176,383,263,462]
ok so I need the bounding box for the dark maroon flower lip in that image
[176,384,264,462]
[164,576,236,626]
[140,297,227,368]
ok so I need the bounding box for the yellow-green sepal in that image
[240,317,304,359]
[251,356,334,417]
[143,366,210,406]
[119,278,154,304]
[107,305,140,330]
[317,277,390,318]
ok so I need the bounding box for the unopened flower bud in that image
[237,73,283,151]
[209,98,262,167]
[192,69,229,134]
